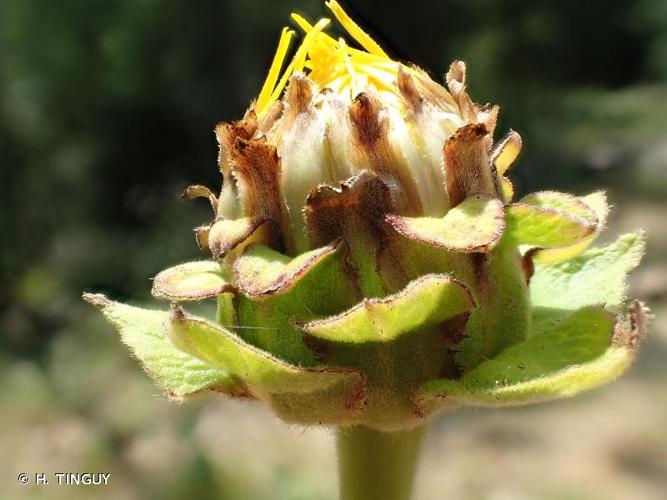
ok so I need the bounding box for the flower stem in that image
[336,425,426,500]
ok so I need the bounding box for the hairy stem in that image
[336,425,426,500]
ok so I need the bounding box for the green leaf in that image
[532,191,609,264]
[421,346,634,409]
[385,194,505,252]
[499,176,514,202]
[233,242,345,297]
[418,306,633,408]
[580,191,609,224]
[465,307,614,385]
[233,242,360,365]
[300,274,475,343]
[82,294,244,399]
[531,233,645,312]
[168,305,363,395]
[519,191,598,224]
[378,231,475,294]
[152,261,233,301]
[502,203,595,248]
[208,217,274,259]
[456,246,531,369]
[491,130,522,176]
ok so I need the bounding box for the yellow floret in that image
[255,1,404,116]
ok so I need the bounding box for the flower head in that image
[212,1,504,255]
[85,2,647,433]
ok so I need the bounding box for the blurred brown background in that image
[1,0,666,498]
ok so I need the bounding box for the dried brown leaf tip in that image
[613,300,650,350]
[397,65,424,112]
[229,137,292,249]
[305,171,391,247]
[284,73,314,116]
[215,109,258,176]
[182,184,218,215]
[349,93,423,215]
[444,123,495,207]
[81,292,111,310]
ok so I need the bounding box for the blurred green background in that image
[2,0,666,499]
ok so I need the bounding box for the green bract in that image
[84,221,647,430]
[83,8,648,434]
[84,171,649,432]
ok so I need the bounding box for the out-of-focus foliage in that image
[1,1,666,499]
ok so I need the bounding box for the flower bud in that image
[86,1,647,433]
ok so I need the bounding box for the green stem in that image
[336,425,426,500]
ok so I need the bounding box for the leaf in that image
[182,184,218,214]
[502,203,595,248]
[378,228,475,294]
[491,130,522,176]
[208,217,275,259]
[233,242,347,297]
[532,191,609,264]
[499,176,514,202]
[385,194,505,252]
[418,306,636,408]
[456,246,531,369]
[168,305,363,395]
[465,307,614,385]
[152,261,233,301]
[443,124,496,206]
[228,137,293,252]
[305,171,390,298]
[194,224,211,252]
[519,191,598,224]
[531,232,645,312]
[300,274,475,343]
[82,294,245,399]
[421,346,634,409]
[580,190,610,223]
[233,242,360,365]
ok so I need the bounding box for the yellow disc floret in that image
[256,0,407,115]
